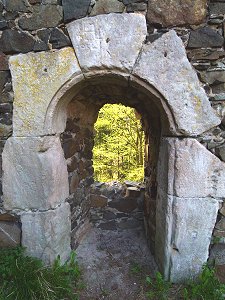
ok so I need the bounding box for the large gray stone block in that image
[2,136,69,210]
[132,30,220,136]
[21,203,71,264]
[9,47,82,136]
[155,188,219,282]
[67,13,147,73]
[157,138,225,199]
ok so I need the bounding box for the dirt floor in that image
[76,225,157,300]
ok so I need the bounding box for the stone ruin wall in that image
[1,0,225,270]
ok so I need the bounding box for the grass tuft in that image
[0,247,81,300]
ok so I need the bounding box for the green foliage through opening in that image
[93,104,145,182]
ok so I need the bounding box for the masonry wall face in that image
[1,0,225,282]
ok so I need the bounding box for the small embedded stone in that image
[200,70,225,85]
[0,54,9,71]
[126,3,147,12]
[188,49,225,61]
[147,0,207,27]
[0,29,35,54]
[0,71,10,93]
[3,0,31,13]
[90,0,125,16]
[220,205,225,216]
[0,1,3,12]
[188,27,224,48]
[98,220,117,230]
[122,0,146,4]
[33,40,50,52]
[18,4,63,30]
[0,17,7,30]
[0,213,19,222]
[37,28,51,44]
[70,172,80,193]
[29,0,41,3]
[62,0,91,22]
[0,221,21,248]
[215,217,225,231]
[90,194,108,208]
[210,2,225,16]
[49,28,71,49]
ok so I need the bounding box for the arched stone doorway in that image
[2,13,225,282]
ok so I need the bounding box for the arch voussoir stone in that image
[9,47,82,137]
[66,13,147,73]
[132,31,220,136]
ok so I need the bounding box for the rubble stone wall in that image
[0,0,225,281]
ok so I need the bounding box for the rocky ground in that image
[76,181,157,300]
[74,181,225,300]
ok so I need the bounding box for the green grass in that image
[129,263,225,300]
[0,247,81,300]
[183,265,225,300]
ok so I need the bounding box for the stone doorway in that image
[2,13,224,282]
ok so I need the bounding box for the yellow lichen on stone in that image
[9,48,81,136]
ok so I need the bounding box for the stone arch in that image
[2,13,225,282]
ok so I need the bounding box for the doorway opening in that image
[60,79,161,297]
[93,103,145,183]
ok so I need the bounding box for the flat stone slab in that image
[155,188,219,282]
[132,31,220,136]
[3,136,69,210]
[9,47,82,136]
[67,13,147,73]
[21,203,71,264]
[157,138,225,199]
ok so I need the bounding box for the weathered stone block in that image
[3,0,31,12]
[109,197,138,212]
[21,203,71,264]
[147,0,207,27]
[9,47,82,136]
[132,31,220,136]
[210,2,225,16]
[126,3,147,12]
[62,0,91,22]
[67,13,147,72]
[3,136,69,210]
[216,217,225,231]
[18,4,63,30]
[157,138,225,199]
[209,244,225,265]
[200,70,225,85]
[0,52,9,70]
[90,0,125,16]
[0,29,35,54]
[90,194,108,208]
[0,70,10,90]
[49,28,71,49]
[188,27,224,48]
[155,188,219,282]
[0,221,21,248]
